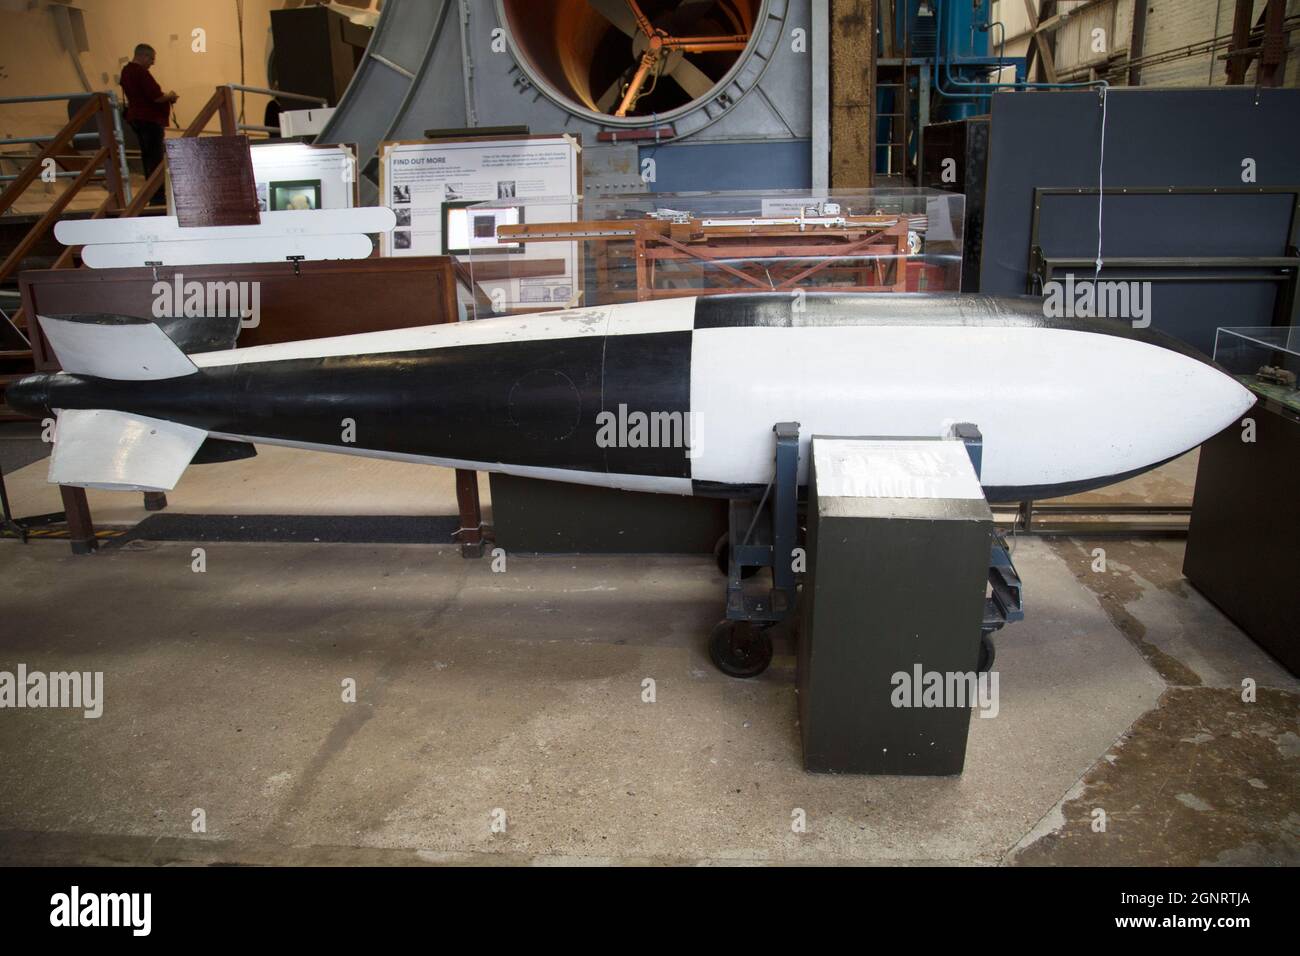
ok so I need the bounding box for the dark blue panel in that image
[639,140,811,192]
[979,87,1300,353]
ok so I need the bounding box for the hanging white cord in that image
[1095,84,1108,280]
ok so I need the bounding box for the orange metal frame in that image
[500,215,915,301]
[629,223,911,299]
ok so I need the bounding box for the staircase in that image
[0,91,130,418]
[0,85,241,419]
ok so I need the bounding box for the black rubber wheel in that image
[977,631,996,674]
[713,534,729,576]
[713,533,758,579]
[709,619,774,678]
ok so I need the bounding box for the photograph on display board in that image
[441,200,523,255]
[251,143,359,211]
[270,179,322,211]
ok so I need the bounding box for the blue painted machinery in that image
[877,0,1029,176]
[927,0,1028,120]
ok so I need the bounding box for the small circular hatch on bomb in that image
[508,369,583,442]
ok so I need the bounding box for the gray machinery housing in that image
[317,0,815,202]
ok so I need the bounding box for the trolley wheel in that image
[977,631,996,674]
[713,533,758,579]
[709,619,774,678]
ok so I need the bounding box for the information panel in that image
[378,135,581,308]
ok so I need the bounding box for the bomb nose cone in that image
[1227,376,1259,420]
[5,373,52,418]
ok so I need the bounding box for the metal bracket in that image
[723,421,800,625]
[985,539,1025,631]
[951,422,1025,633]
[719,423,1025,635]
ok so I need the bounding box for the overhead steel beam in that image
[1127,0,1148,85]
[1225,0,1255,84]
[1020,0,1059,83]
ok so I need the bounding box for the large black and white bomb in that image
[6,293,1255,501]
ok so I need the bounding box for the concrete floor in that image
[1,439,1296,865]
[0,536,1295,865]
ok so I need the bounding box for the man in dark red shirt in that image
[120,43,177,205]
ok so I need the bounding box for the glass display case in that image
[458,188,965,319]
[1214,325,1300,421]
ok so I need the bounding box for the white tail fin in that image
[38,314,198,380]
[50,409,207,492]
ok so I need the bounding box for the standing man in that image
[120,43,177,205]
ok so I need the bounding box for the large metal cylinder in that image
[501,0,762,120]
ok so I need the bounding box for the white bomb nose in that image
[691,319,1259,500]
[1199,363,1259,430]
[1115,340,1258,473]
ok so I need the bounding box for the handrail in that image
[224,83,328,106]
[0,170,107,182]
[225,84,330,138]
[1,135,96,146]
[0,92,108,105]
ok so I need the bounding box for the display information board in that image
[378,135,581,308]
